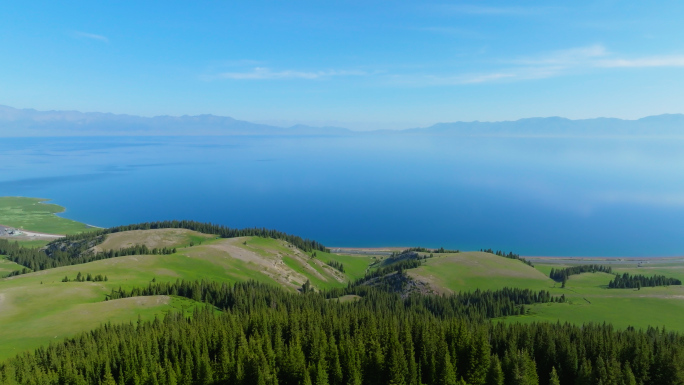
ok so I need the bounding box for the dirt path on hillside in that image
[206,238,308,288]
[287,245,333,283]
[209,239,280,271]
[102,295,171,310]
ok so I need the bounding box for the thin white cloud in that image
[511,45,684,75]
[406,45,684,86]
[212,67,367,80]
[389,72,516,86]
[72,31,109,43]
[206,46,684,86]
[597,56,684,68]
[515,45,608,66]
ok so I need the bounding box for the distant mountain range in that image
[1,105,684,137]
[404,114,684,137]
[0,105,351,137]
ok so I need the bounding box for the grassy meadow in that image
[0,229,374,360]
[408,251,553,292]
[0,197,94,235]
[403,251,684,332]
[490,259,684,332]
[0,257,26,278]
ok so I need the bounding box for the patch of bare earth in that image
[311,259,347,283]
[101,295,170,310]
[282,243,341,283]
[73,296,172,316]
[407,271,450,295]
[190,238,313,289]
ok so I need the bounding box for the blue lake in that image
[1,135,683,257]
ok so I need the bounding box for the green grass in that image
[240,236,296,257]
[235,237,368,289]
[282,256,326,288]
[408,255,684,332]
[0,233,303,360]
[409,252,555,293]
[613,264,684,283]
[96,228,215,251]
[0,197,94,235]
[533,263,570,277]
[497,270,684,332]
[279,255,343,290]
[0,256,26,278]
[311,250,374,282]
[0,246,280,360]
[0,231,376,360]
[12,239,51,248]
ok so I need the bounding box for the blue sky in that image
[2,1,684,130]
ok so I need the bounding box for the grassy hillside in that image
[0,230,373,360]
[498,262,684,332]
[408,251,554,293]
[401,252,684,332]
[309,249,373,282]
[0,257,26,278]
[94,228,213,251]
[184,236,372,290]
[0,260,200,360]
[0,197,93,235]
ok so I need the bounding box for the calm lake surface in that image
[1,135,683,257]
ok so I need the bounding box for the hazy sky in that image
[2,1,684,130]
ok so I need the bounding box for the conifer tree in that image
[486,356,504,385]
[400,325,418,385]
[622,362,637,385]
[548,367,560,385]
[436,340,458,385]
[467,331,490,385]
[386,328,409,385]
[575,359,593,385]
[327,335,343,385]
[101,364,116,385]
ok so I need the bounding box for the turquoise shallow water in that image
[1,134,683,257]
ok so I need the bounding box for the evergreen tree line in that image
[326,260,345,273]
[0,239,41,276]
[3,243,176,276]
[353,259,423,286]
[404,247,460,254]
[97,245,177,258]
[62,272,108,282]
[60,220,329,253]
[105,279,562,321]
[2,280,683,385]
[481,249,534,267]
[6,267,31,277]
[549,265,613,283]
[608,273,682,289]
